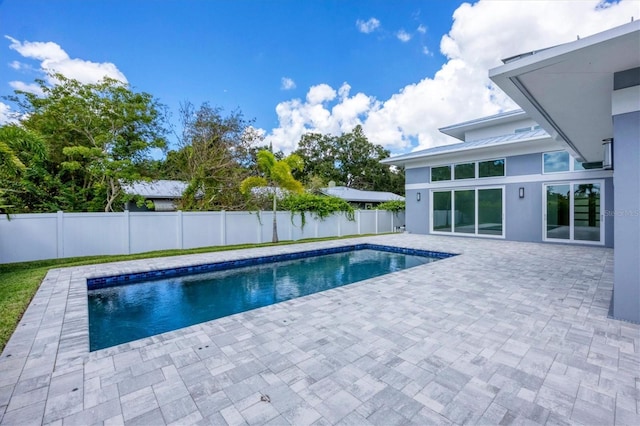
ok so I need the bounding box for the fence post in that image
[357,210,361,235]
[375,209,379,234]
[289,212,294,241]
[177,210,183,249]
[56,211,64,259]
[337,213,342,237]
[221,210,226,246]
[124,210,131,254]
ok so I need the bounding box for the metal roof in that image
[121,180,188,198]
[321,186,404,203]
[381,128,549,165]
[438,109,526,141]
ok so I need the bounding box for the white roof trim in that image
[438,109,526,141]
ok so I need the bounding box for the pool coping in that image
[87,243,456,289]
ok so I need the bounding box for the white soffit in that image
[490,21,640,162]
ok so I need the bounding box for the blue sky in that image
[1,0,638,154]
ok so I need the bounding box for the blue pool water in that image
[87,245,453,350]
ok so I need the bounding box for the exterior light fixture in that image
[519,187,525,198]
[602,138,613,170]
[416,192,421,202]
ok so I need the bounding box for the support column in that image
[611,68,640,323]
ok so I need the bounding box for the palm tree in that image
[240,149,304,242]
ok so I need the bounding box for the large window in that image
[431,165,452,182]
[431,187,504,237]
[544,182,602,244]
[454,190,475,233]
[432,191,452,232]
[431,158,505,182]
[543,151,570,173]
[454,163,475,180]
[478,189,503,235]
[543,151,602,173]
[479,159,505,178]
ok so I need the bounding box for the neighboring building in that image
[320,185,404,209]
[383,21,639,323]
[121,179,188,211]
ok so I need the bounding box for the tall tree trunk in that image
[272,195,278,243]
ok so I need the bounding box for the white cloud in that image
[417,24,427,34]
[9,60,24,70]
[306,84,336,105]
[0,102,18,125]
[396,30,412,42]
[422,46,432,56]
[356,18,380,34]
[5,36,127,86]
[8,80,44,96]
[264,83,377,153]
[281,77,296,90]
[265,0,640,154]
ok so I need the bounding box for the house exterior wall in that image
[506,153,541,176]
[612,109,640,322]
[405,167,428,185]
[404,150,614,247]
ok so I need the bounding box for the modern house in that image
[383,21,639,323]
[121,179,189,211]
[320,185,404,209]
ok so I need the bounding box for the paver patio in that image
[0,234,638,425]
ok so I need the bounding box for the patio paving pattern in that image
[0,234,638,425]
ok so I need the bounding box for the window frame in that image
[542,150,602,174]
[430,165,452,182]
[478,158,506,179]
[429,186,505,239]
[430,157,506,182]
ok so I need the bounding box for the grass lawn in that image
[0,235,372,353]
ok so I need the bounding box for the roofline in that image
[381,133,553,166]
[438,109,526,141]
[489,20,640,161]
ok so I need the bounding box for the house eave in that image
[489,20,640,162]
[438,109,527,141]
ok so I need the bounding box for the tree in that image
[7,74,169,212]
[240,150,304,242]
[293,125,404,195]
[165,102,261,210]
[0,125,48,213]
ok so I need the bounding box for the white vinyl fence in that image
[0,210,405,264]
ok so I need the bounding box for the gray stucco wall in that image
[405,189,429,234]
[507,153,541,176]
[505,182,543,243]
[612,110,640,323]
[406,167,429,185]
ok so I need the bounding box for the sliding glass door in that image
[544,182,602,244]
[431,187,504,237]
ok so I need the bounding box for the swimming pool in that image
[87,244,454,350]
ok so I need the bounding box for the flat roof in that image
[490,20,640,162]
[321,186,404,203]
[121,180,188,198]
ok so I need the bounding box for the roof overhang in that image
[438,109,526,141]
[382,135,561,169]
[489,20,640,162]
